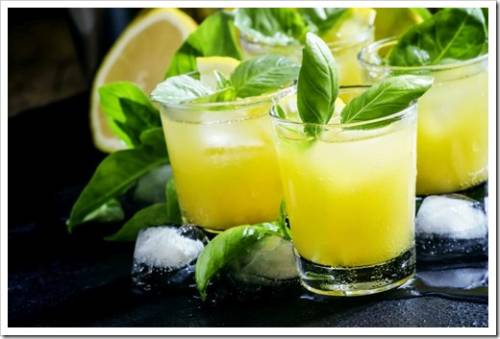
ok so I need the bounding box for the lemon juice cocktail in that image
[415,61,488,194]
[272,88,419,295]
[151,55,298,231]
[275,108,417,268]
[269,32,432,295]
[359,9,489,195]
[160,97,283,231]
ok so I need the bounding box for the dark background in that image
[7,8,488,328]
[9,8,138,116]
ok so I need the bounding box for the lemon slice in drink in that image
[91,8,197,152]
[196,56,240,90]
[374,8,431,39]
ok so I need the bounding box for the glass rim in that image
[238,24,374,51]
[270,85,417,129]
[358,37,489,73]
[151,74,295,111]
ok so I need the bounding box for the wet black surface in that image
[8,93,488,327]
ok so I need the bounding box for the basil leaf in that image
[151,75,212,105]
[81,198,124,224]
[67,129,168,231]
[388,8,488,66]
[297,33,339,134]
[99,82,159,147]
[195,223,279,300]
[139,127,168,156]
[340,75,433,127]
[165,178,182,225]
[112,98,162,147]
[230,55,299,98]
[166,11,243,77]
[299,8,348,36]
[105,203,170,242]
[235,8,308,46]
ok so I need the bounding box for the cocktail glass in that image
[358,38,488,195]
[270,86,418,296]
[153,78,289,232]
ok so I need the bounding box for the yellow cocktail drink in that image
[416,69,488,194]
[271,88,417,295]
[278,126,416,267]
[158,96,283,231]
[359,38,488,195]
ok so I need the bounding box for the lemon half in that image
[91,8,197,152]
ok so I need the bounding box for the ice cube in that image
[415,195,487,260]
[131,225,208,292]
[416,195,487,239]
[228,235,298,285]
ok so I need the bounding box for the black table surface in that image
[8,92,488,327]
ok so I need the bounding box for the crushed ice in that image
[133,226,204,269]
[416,195,487,239]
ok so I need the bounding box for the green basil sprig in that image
[67,128,168,231]
[152,55,299,105]
[297,32,339,135]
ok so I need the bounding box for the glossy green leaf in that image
[230,55,299,98]
[150,75,212,105]
[389,8,488,66]
[340,75,433,127]
[297,33,339,134]
[235,8,308,45]
[99,82,160,147]
[81,198,125,224]
[67,129,169,231]
[299,8,348,35]
[166,11,243,77]
[195,223,279,300]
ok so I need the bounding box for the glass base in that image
[296,247,416,297]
